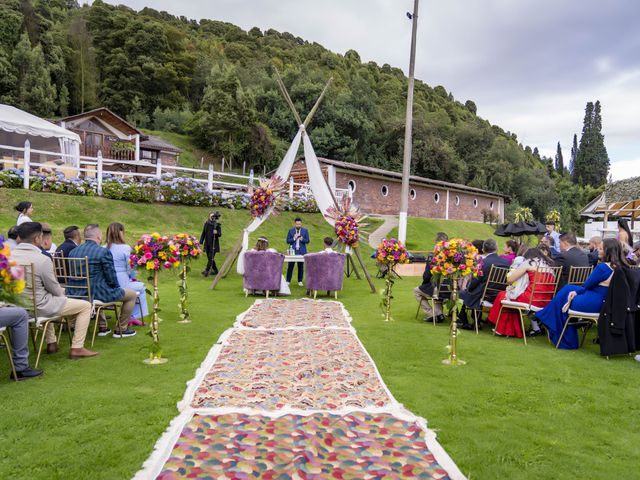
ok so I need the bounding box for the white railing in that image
[0,140,317,199]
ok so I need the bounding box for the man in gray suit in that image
[12,222,98,360]
[0,306,43,380]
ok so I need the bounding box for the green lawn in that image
[0,189,638,479]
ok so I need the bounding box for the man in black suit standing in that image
[459,238,510,329]
[555,232,589,289]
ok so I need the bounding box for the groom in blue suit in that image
[286,217,310,285]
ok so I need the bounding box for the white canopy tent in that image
[0,104,81,166]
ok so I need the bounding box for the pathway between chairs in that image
[134,299,465,479]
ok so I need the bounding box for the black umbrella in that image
[494,221,547,237]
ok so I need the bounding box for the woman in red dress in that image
[487,248,556,338]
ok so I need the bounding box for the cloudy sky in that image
[104,0,640,180]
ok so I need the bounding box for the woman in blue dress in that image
[534,238,626,349]
[106,222,149,325]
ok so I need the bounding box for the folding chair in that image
[567,266,593,286]
[495,265,562,345]
[58,257,121,347]
[0,326,18,382]
[556,309,599,349]
[470,265,510,334]
[21,264,69,368]
[415,280,452,325]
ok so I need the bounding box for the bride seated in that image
[247,237,291,296]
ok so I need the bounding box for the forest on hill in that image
[0,0,602,230]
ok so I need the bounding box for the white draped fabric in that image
[236,127,337,274]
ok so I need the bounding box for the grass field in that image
[0,188,638,480]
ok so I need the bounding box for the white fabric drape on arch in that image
[236,126,337,274]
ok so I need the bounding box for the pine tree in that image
[555,142,564,174]
[574,101,609,187]
[569,133,578,176]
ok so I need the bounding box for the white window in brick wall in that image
[348,179,357,193]
[490,201,494,210]
[434,192,440,204]
[381,185,389,197]
[410,189,417,200]
[473,198,478,208]
[455,195,460,206]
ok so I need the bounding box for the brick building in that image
[291,157,506,222]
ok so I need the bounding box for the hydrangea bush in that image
[0,168,319,213]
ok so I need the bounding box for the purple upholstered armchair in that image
[304,252,346,298]
[243,251,284,297]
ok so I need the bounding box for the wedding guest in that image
[285,217,309,286]
[537,242,553,262]
[414,232,450,324]
[500,240,518,264]
[40,223,54,259]
[5,226,19,249]
[200,211,222,277]
[554,232,589,289]
[322,237,334,252]
[533,238,623,348]
[0,306,43,380]
[15,201,33,226]
[67,224,137,338]
[544,221,561,256]
[459,238,510,329]
[106,222,148,326]
[618,218,636,261]
[487,247,555,338]
[471,239,485,257]
[633,241,640,265]
[587,236,602,267]
[55,226,82,258]
[12,222,98,359]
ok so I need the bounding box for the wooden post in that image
[96,150,103,196]
[242,161,246,175]
[346,253,362,280]
[207,164,214,192]
[156,156,162,179]
[353,246,376,293]
[303,77,333,129]
[249,169,254,186]
[220,157,224,173]
[23,140,30,190]
[210,236,244,290]
[289,177,294,198]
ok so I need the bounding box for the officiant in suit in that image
[285,217,310,285]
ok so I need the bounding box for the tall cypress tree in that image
[569,133,578,176]
[574,102,599,186]
[555,142,564,174]
[592,101,610,183]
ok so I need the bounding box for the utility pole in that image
[398,0,419,245]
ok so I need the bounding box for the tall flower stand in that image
[382,267,395,322]
[177,261,191,324]
[144,270,168,365]
[442,281,466,366]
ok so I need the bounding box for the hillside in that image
[0,0,598,230]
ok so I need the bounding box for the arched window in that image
[348,180,356,193]
[455,195,460,206]
[490,201,494,210]
[434,192,440,204]
[473,198,478,208]
[410,189,417,200]
[381,185,389,197]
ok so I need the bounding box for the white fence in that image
[0,140,336,199]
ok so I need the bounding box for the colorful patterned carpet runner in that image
[134,299,465,479]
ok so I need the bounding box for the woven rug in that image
[134,299,465,480]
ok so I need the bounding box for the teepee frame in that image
[210,72,375,293]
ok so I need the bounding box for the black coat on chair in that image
[597,266,640,357]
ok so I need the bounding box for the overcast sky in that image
[103,0,640,180]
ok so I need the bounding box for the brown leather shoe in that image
[46,343,59,354]
[69,348,99,359]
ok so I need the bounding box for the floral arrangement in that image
[429,238,481,366]
[325,197,367,247]
[248,175,285,218]
[129,233,181,364]
[172,234,202,323]
[375,238,410,322]
[430,239,482,282]
[0,236,25,305]
[129,233,181,271]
